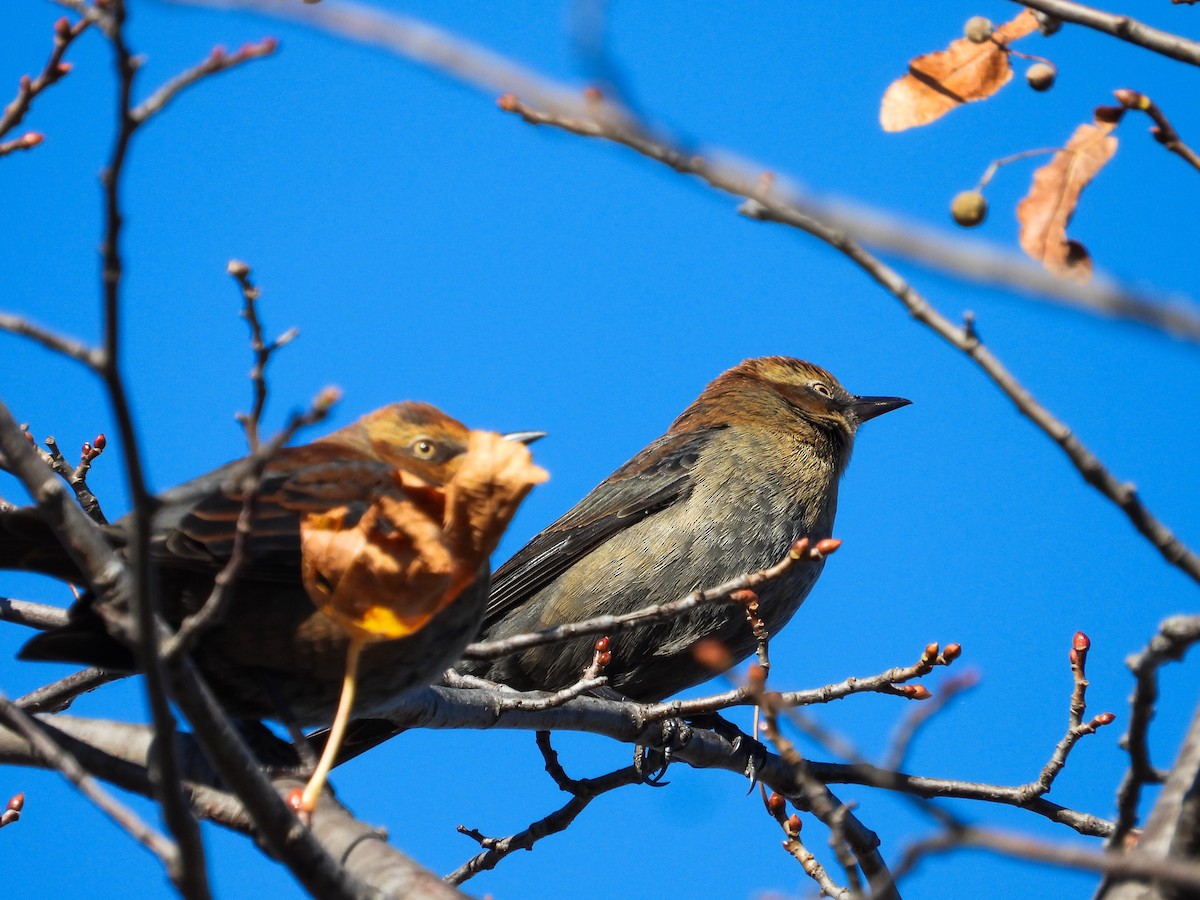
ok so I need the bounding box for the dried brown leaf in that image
[300,478,461,640]
[442,430,549,560]
[880,10,1039,132]
[1017,119,1119,281]
[299,430,547,642]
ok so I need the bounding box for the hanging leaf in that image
[880,10,1039,132]
[1017,117,1119,281]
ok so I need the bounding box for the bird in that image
[12,402,546,729]
[464,356,909,701]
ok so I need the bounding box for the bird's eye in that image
[410,438,437,459]
[812,383,833,399]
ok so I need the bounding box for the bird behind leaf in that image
[16,402,547,728]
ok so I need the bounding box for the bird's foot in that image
[686,712,769,791]
[633,717,694,786]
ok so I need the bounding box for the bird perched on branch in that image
[464,356,909,700]
[12,402,547,731]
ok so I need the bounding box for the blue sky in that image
[2,1,1199,897]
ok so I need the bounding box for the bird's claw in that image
[633,717,694,786]
[731,734,769,793]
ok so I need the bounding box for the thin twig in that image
[98,4,209,893]
[0,312,103,369]
[1112,615,1200,844]
[1113,89,1200,173]
[131,39,278,125]
[755,686,898,900]
[1018,632,1116,802]
[881,669,980,772]
[464,537,840,661]
[0,13,91,142]
[446,731,643,884]
[1009,0,1200,67]
[639,639,953,723]
[0,691,175,864]
[896,824,1200,891]
[38,433,108,524]
[16,668,124,714]
[226,259,300,452]
[0,597,70,630]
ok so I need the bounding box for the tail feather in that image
[18,624,137,672]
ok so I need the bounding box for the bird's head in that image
[322,401,543,485]
[671,356,910,451]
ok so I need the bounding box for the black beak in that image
[848,395,911,423]
[503,430,547,445]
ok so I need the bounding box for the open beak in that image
[503,430,547,445]
[848,395,911,423]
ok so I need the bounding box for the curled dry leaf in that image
[880,9,1039,132]
[442,429,550,560]
[1017,118,1119,281]
[300,430,547,642]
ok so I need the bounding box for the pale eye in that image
[410,438,437,459]
[812,383,833,399]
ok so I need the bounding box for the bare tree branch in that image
[0,13,91,143]
[1113,615,1200,844]
[0,691,175,865]
[1011,0,1200,67]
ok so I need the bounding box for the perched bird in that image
[465,356,909,700]
[13,402,546,729]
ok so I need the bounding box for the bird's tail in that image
[18,613,137,671]
[0,506,137,670]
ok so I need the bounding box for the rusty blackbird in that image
[13,402,544,726]
[466,356,909,700]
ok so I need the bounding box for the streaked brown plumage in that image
[14,402,540,726]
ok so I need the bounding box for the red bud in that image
[7,793,24,812]
[54,17,72,38]
[787,814,802,834]
[583,86,603,102]
[94,433,106,450]
[942,643,962,661]
[905,685,932,700]
[497,93,518,112]
[815,537,842,555]
[1096,712,1116,726]
[766,792,784,817]
[692,639,732,672]
[594,636,609,652]
[1073,631,1090,652]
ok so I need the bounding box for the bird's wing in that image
[153,446,401,582]
[484,429,715,623]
